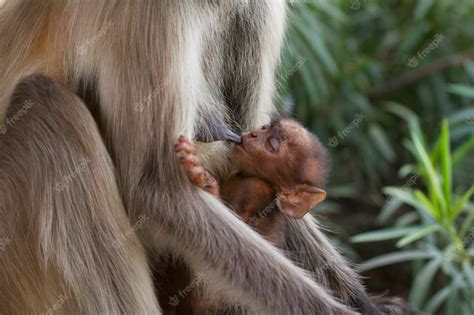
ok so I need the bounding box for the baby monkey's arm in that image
[174,136,220,197]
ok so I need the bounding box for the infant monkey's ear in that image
[275,185,326,219]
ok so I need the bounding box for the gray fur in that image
[0,1,412,314]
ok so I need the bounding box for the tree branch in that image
[369,49,474,101]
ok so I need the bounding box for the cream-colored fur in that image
[0,1,388,314]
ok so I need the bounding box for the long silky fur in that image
[0,0,412,314]
[0,75,160,314]
[284,216,381,314]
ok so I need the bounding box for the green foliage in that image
[352,120,474,314]
[280,2,474,311]
[279,0,474,195]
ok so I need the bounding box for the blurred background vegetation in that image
[277,1,474,314]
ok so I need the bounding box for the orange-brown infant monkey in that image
[175,117,329,245]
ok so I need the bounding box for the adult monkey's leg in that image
[0,75,160,314]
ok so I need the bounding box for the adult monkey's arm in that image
[284,216,381,314]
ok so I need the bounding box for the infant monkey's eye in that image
[261,124,269,130]
[268,137,280,153]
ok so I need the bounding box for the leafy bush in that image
[279,0,474,196]
[352,118,474,314]
[279,2,474,310]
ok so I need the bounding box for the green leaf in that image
[411,132,447,219]
[403,139,419,159]
[292,15,338,76]
[298,60,320,105]
[415,0,436,20]
[309,2,348,24]
[396,225,441,248]
[385,102,422,139]
[446,286,461,315]
[384,187,430,215]
[451,125,474,142]
[369,124,396,162]
[398,164,418,178]
[448,107,474,125]
[440,119,452,213]
[356,250,435,273]
[451,186,474,221]
[377,199,403,224]
[468,249,474,258]
[452,137,474,167]
[409,257,442,308]
[395,212,420,227]
[384,102,418,122]
[398,23,430,54]
[414,189,439,220]
[462,261,474,289]
[425,278,463,313]
[448,84,474,99]
[430,134,442,166]
[459,202,474,238]
[351,227,421,243]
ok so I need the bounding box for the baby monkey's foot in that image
[174,136,220,196]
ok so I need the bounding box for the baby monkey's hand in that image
[174,136,220,197]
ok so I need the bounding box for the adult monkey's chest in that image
[193,0,287,176]
[194,0,287,146]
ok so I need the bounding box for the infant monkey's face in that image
[233,118,316,186]
[233,118,328,218]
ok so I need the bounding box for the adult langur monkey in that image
[0,1,399,314]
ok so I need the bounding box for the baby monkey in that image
[175,118,329,245]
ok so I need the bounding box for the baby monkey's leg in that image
[174,136,220,197]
